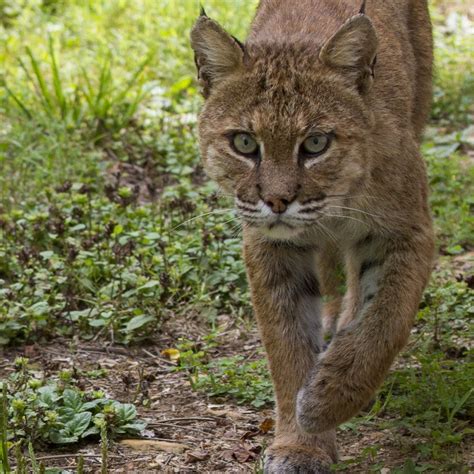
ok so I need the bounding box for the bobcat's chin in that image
[258,222,306,240]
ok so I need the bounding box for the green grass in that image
[178,338,274,408]
[0,181,248,344]
[431,6,474,125]
[424,135,474,251]
[0,1,473,472]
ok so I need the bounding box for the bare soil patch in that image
[4,320,470,473]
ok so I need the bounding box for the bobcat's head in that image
[191,11,378,240]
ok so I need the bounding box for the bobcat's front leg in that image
[243,232,338,473]
[297,234,434,433]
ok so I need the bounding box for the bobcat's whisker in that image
[316,210,369,227]
[220,216,241,227]
[326,206,382,219]
[213,192,235,199]
[317,222,340,247]
[323,194,379,201]
[236,203,259,211]
[228,222,243,238]
[239,211,263,219]
[242,216,263,224]
[173,208,235,230]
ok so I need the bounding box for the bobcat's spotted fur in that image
[191,0,434,471]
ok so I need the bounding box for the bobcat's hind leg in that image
[243,232,338,473]
[316,246,345,339]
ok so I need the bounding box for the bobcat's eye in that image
[301,134,331,156]
[232,133,259,156]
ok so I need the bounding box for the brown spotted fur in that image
[191,1,434,471]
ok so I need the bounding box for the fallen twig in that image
[153,416,217,424]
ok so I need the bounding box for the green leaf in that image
[39,251,54,259]
[29,301,50,316]
[113,224,124,236]
[82,399,107,411]
[118,421,147,434]
[65,412,92,437]
[113,402,137,422]
[124,314,155,333]
[49,431,79,444]
[37,385,60,408]
[445,244,464,255]
[137,280,160,291]
[81,426,100,438]
[63,389,83,411]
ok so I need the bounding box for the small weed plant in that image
[178,339,273,408]
[0,182,248,345]
[2,357,145,447]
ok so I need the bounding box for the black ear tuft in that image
[199,4,207,17]
[359,0,366,15]
[231,35,245,52]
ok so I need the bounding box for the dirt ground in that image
[1,310,472,473]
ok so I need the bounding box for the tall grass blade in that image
[15,443,27,474]
[25,47,54,117]
[17,56,53,116]
[17,56,52,119]
[448,387,473,425]
[28,442,39,473]
[77,455,85,474]
[95,56,113,117]
[80,66,95,109]
[100,422,108,474]
[112,52,153,106]
[0,383,10,473]
[48,36,66,119]
[3,81,32,119]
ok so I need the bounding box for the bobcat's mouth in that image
[240,212,312,239]
[260,220,305,240]
[268,218,294,230]
[235,196,325,239]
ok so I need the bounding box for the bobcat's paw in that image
[296,338,373,434]
[264,446,332,474]
[296,384,336,434]
[296,371,365,434]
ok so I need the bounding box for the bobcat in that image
[191,0,434,471]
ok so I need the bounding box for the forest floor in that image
[2,310,472,473]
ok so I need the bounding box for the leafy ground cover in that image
[0,0,473,472]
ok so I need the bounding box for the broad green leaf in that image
[50,431,79,444]
[112,402,137,422]
[62,389,83,411]
[81,426,100,438]
[37,385,60,408]
[124,314,154,333]
[82,399,107,411]
[119,421,147,433]
[65,412,92,437]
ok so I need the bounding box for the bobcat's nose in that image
[265,196,291,214]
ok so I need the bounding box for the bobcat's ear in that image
[190,13,244,98]
[319,14,378,94]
